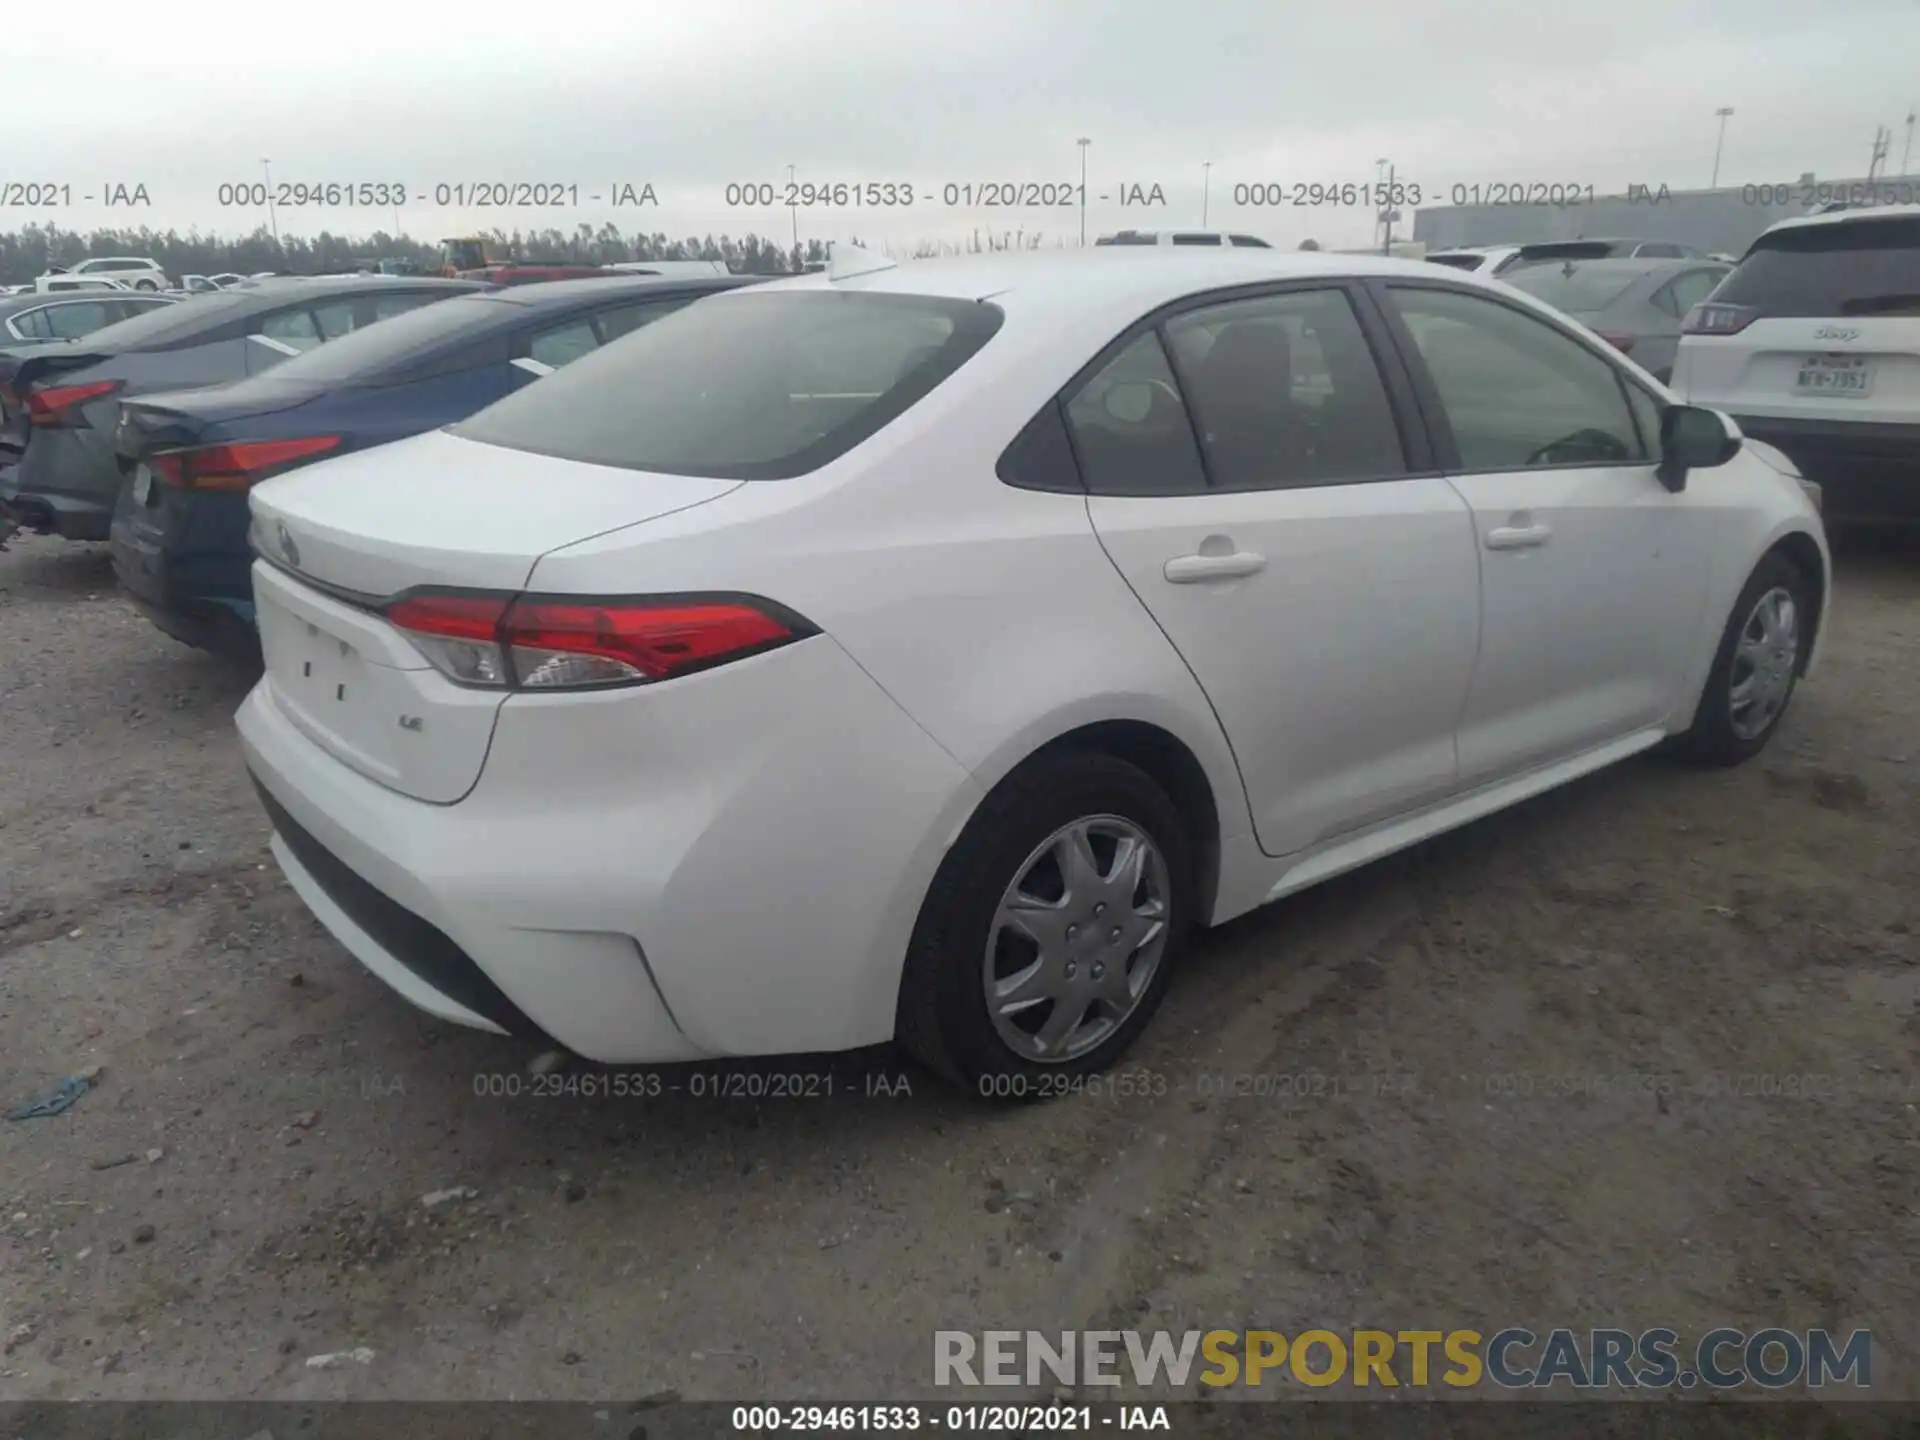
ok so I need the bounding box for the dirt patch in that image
[1,529,1917,1401]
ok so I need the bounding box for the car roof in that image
[1758,201,1920,238]
[1510,256,1719,279]
[463,274,757,308]
[0,291,140,315]
[740,247,1466,318]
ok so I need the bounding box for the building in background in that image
[1412,173,1918,259]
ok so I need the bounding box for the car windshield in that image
[452,290,1005,480]
[262,294,512,383]
[1716,215,1920,318]
[1503,263,1642,311]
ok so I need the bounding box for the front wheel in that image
[133,278,159,291]
[895,750,1195,1096]
[1681,551,1812,766]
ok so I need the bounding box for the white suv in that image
[40,256,170,292]
[1672,205,1920,525]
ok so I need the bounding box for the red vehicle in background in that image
[437,238,615,285]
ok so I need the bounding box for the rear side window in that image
[453,291,1003,480]
[10,308,55,340]
[1715,216,1920,318]
[41,301,114,339]
[1503,264,1641,312]
[1162,289,1407,489]
[1228,235,1271,248]
[81,291,251,348]
[258,294,505,384]
[1061,331,1208,495]
[1172,234,1223,246]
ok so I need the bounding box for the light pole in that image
[1201,162,1211,227]
[262,158,279,250]
[1903,108,1915,176]
[1711,108,1734,189]
[1374,157,1389,250]
[787,163,798,258]
[1077,138,1091,245]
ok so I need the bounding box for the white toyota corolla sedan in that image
[237,245,1829,1092]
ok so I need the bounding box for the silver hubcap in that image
[984,815,1172,1063]
[1729,585,1799,741]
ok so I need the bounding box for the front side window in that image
[1161,289,1407,489]
[1386,286,1644,470]
[452,291,1003,480]
[1172,234,1223,246]
[1062,330,1207,496]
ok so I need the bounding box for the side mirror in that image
[1656,404,1741,493]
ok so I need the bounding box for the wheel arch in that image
[1768,527,1828,676]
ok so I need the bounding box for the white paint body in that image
[237,249,1830,1062]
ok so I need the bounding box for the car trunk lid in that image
[248,430,744,802]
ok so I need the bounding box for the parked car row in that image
[0,239,1839,1090]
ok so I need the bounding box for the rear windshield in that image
[1716,215,1920,318]
[1503,264,1641,311]
[261,293,510,383]
[1504,242,1616,272]
[1426,254,1484,271]
[452,290,1005,480]
[75,291,252,348]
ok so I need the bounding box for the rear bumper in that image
[237,634,983,1064]
[110,496,259,659]
[2,429,119,541]
[1732,415,1920,525]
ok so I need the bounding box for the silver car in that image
[1500,257,1732,384]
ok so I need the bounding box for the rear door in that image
[1076,282,1482,859]
[1375,281,1714,784]
[1671,212,1920,425]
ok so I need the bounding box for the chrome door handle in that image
[1164,551,1267,583]
[1485,524,1551,551]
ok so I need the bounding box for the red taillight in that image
[27,379,121,428]
[153,436,341,491]
[382,591,812,690]
[1682,302,1758,337]
[1597,331,1635,354]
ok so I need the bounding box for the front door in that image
[1376,281,1713,786]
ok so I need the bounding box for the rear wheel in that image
[896,750,1194,1097]
[133,278,159,291]
[1682,551,1811,766]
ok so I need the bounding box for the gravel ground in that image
[1,530,1916,1402]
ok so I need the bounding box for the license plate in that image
[130,463,153,505]
[1794,355,1873,396]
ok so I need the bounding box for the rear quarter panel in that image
[525,301,1258,899]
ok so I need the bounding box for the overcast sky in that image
[2,0,1915,253]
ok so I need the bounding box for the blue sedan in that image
[110,273,760,657]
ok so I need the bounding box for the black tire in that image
[1682,550,1813,766]
[895,749,1195,1097]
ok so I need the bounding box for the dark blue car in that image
[109,273,760,657]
